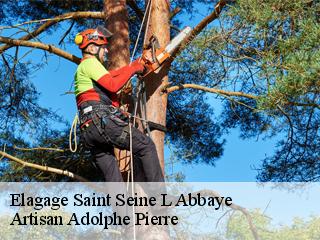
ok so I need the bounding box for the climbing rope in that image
[127,2,153,239]
[69,113,79,153]
[128,116,136,238]
[143,0,152,46]
[130,0,153,138]
[131,0,152,62]
[128,0,153,165]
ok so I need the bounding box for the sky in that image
[1,2,280,182]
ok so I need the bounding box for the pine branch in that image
[170,7,182,19]
[0,36,81,64]
[163,83,258,99]
[194,189,260,240]
[127,0,144,20]
[0,11,104,53]
[58,20,75,45]
[13,146,65,152]
[0,151,88,182]
[163,84,320,109]
[170,0,230,60]
[286,102,320,109]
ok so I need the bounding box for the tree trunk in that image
[104,0,130,69]
[104,0,170,177]
[103,1,170,239]
[104,0,131,176]
[145,0,171,174]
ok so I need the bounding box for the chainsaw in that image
[120,27,191,94]
[140,26,191,77]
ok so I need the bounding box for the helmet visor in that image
[97,25,113,39]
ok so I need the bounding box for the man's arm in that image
[86,58,144,93]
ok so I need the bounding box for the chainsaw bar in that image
[140,26,192,77]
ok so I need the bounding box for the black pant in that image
[80,107,164,182]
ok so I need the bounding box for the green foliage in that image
[227,210,320,240]
[217,0,319,180]
[229,0,320,109]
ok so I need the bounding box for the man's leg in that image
[130,127,164,182]
[101,115,164,182]
[91,146,123,182]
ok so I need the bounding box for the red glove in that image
[130,58,145,74]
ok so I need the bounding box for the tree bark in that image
[104,0,131,176]
[144,0,171,174]
[104,0,130,69]
[104,0,170,177]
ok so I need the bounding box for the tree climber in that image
[74,26,164,182]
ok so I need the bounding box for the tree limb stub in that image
[163,83,258,99]
[0,151,88,182]
[170,7,182,19]
[0,36,81,64]
[0,11,104,53]
[170,0,229,61]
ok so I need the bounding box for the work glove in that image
[130,58,145,75]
